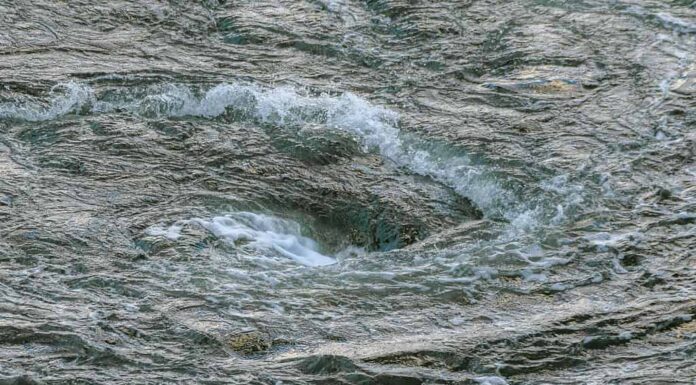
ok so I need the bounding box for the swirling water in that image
[0,1,694,384]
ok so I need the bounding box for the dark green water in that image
[0,1,694,384]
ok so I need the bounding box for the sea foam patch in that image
[147,212,336,267]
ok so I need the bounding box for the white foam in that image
[475,376,509,385]
[0,82,94,121]
[146,224,182,240]
[585,231,643,252]
[149,212,336,267]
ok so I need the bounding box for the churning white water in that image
[147,212,336,267]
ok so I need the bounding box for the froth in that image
[147,212,336,267]
[0,82,94,122]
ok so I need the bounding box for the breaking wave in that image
[2,82,587,231]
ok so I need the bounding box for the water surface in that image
[0,1,694,384]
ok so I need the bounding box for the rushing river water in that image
[0,1,695,384]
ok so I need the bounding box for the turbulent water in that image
[0,1,695,384]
